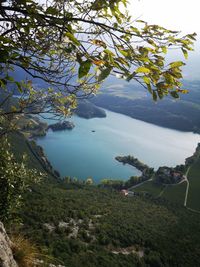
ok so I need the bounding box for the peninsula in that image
[48,121,75,131]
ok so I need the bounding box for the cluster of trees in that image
[155,167,182,184]
[116,155,153,173]
[18,177,200,267]
[100,175,150,190]
[125,175,149,188]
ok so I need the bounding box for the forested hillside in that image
[92,80,200,132]
[19,177,200,267]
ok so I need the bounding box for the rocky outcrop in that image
[0,222,18,267]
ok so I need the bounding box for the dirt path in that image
[184,166,191,207]
[158,186,167,198]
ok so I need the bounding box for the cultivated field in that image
[187,158,200,211]
[162,182,187,205]
[133,181,164,197]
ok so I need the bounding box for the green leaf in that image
[46,7,59,15]
[0,50,9,63]
[181,48,188,59]
[157,89,163,99]
[143,76,151,85]
[136,20,146,24]
[126,72,135,82]
[11,105,17,112]
[97,67,112,82]
[65,32,80,46]
[152,90,157,101]
[156,82,168,90]
[170,91,179,98]
[168,69,182,79]
[104,49,115,57]
[6,75,14,82]
[186,33,197,41]
[147,39,157,47]
[91,39,107,48]
[103,49,115,64]
[163,73,175,84]
[78,60,92,79]
[130,26,140,34]
[0,79,7,88]
[161,46,167,54]
[136,66,151,74]
[11,52,20,59]
[147,83,152,94]
[118,49,129,57]
[169,61,185,68]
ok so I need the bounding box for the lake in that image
[37,110,200,183]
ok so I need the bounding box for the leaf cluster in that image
[0,0,197,118]
[0,135,44,222]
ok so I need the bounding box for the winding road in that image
[184,166,191,207]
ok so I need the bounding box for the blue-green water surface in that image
[37,110,200,183]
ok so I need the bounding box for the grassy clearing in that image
[187,158,200,211]
[133,181,164,197]
[162,182,187,205]
[133,180,187,206]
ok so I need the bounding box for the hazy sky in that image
[129,0,200,33]
[128,0,200,80]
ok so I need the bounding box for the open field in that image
[187,158,200,211]
[132,181,164,197]
[132,179,187,206]
[162,182,187,205]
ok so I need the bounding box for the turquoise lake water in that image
[37,110,200,183]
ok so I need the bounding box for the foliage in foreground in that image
[11,235,39,267]
[0,135,43,222]
[0,0,197,122]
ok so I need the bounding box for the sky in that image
[128,0,200,80]
[129,0,200,34]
